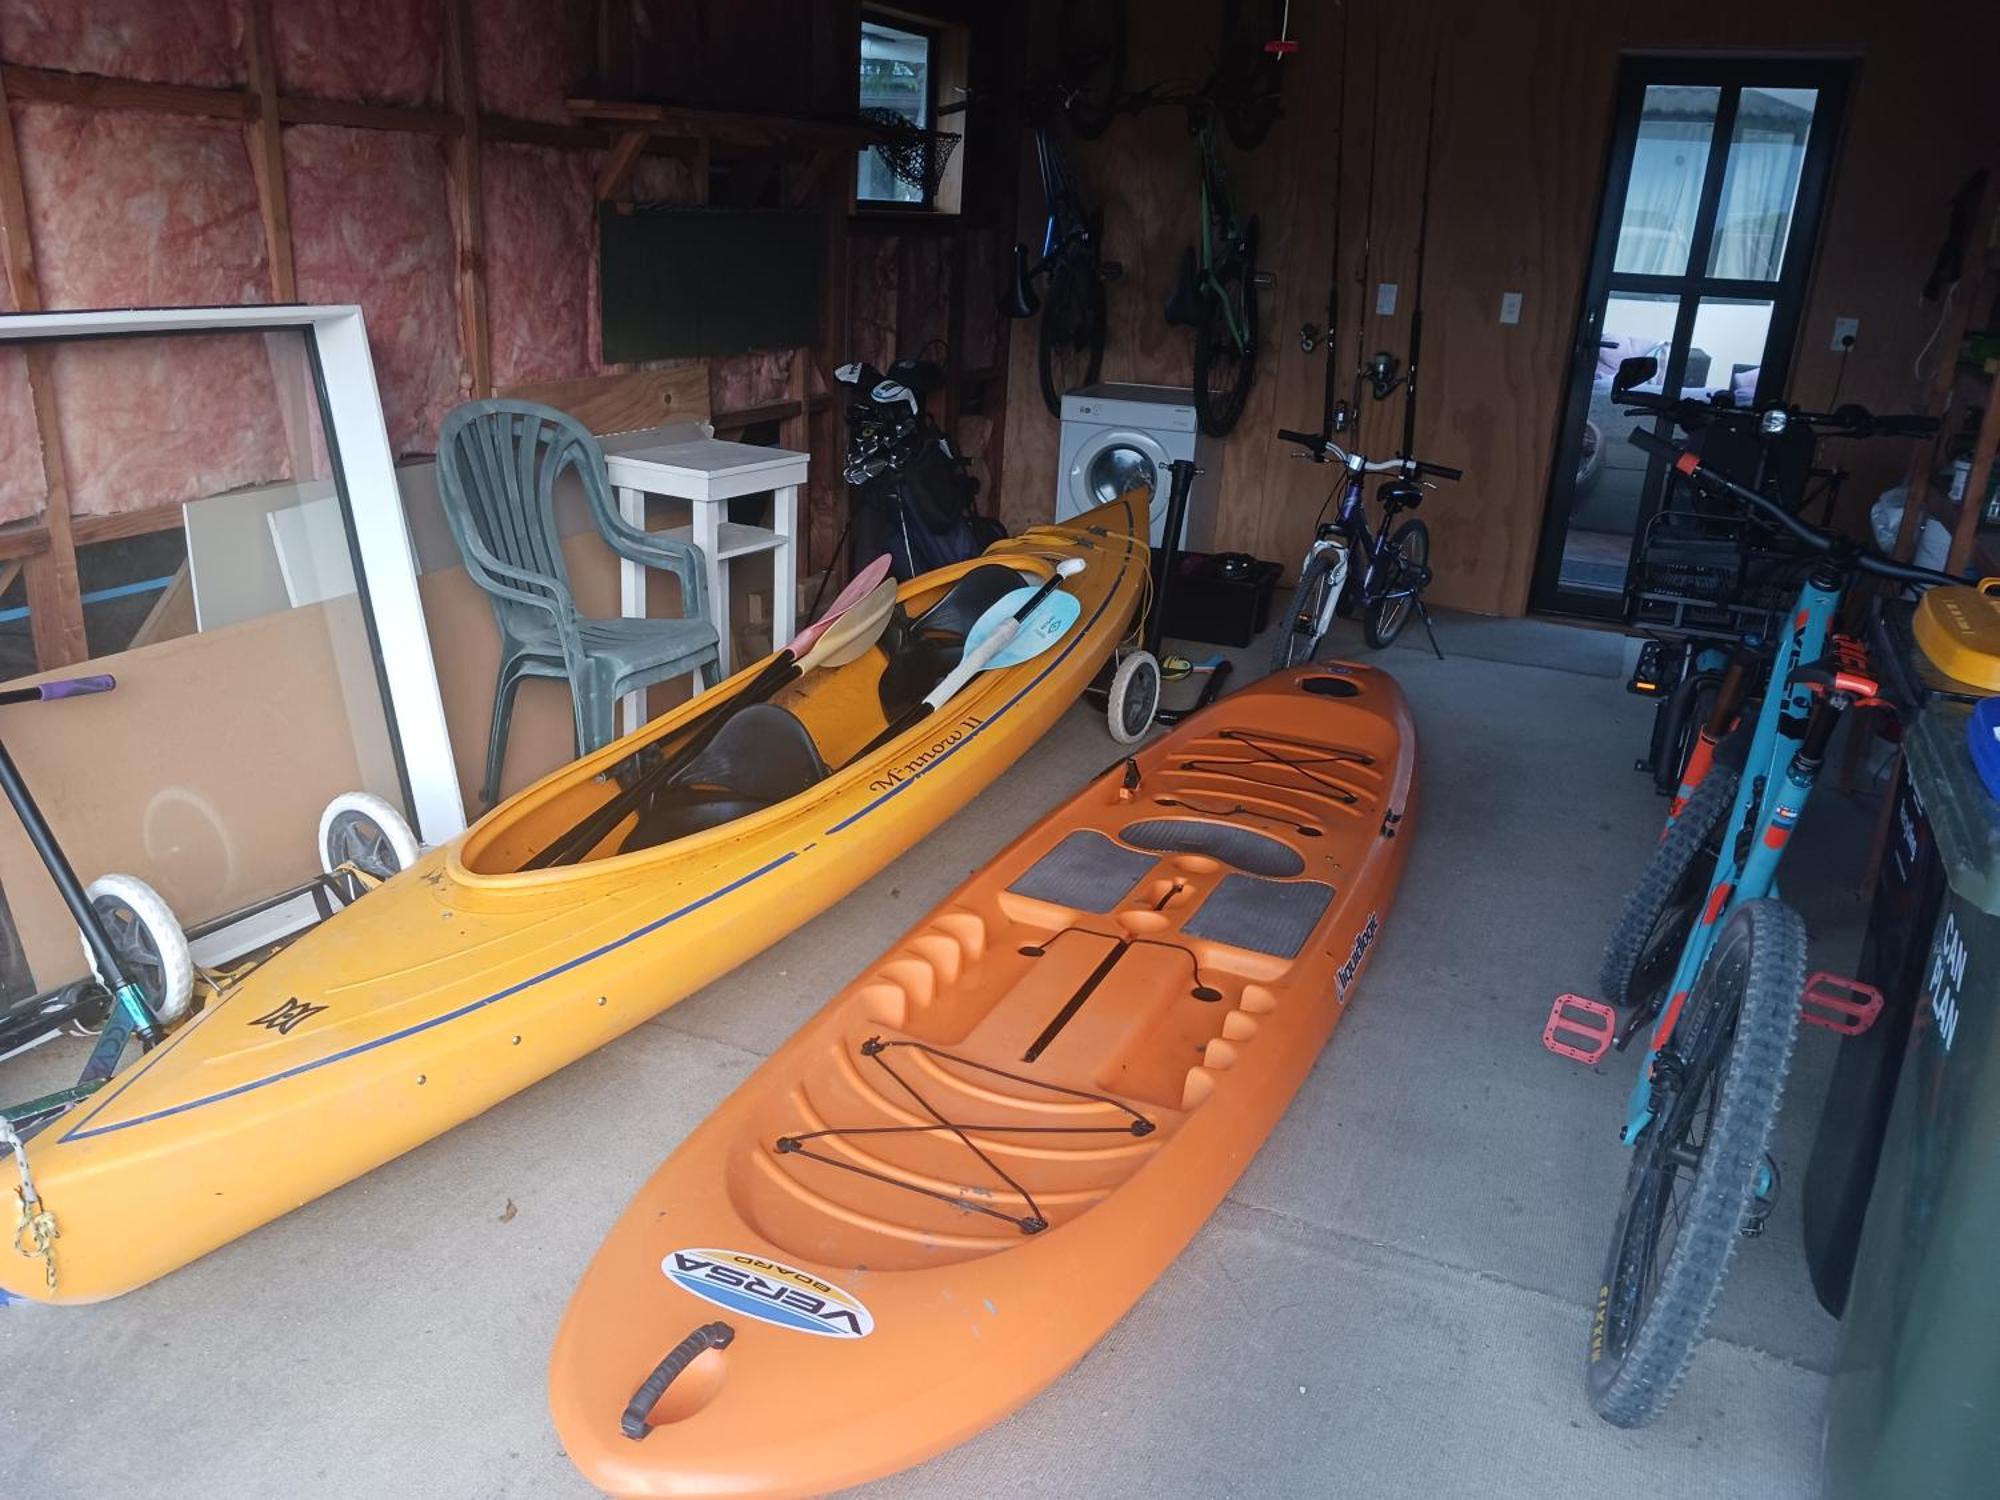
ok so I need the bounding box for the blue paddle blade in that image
[962,585,1082,667]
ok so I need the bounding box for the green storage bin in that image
[1823,699,2000,1498]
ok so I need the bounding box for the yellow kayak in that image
[2,498,1145,1304]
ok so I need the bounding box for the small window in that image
[858,17,934,207]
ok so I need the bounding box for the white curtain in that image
[1615,119,1715,276]
[1707,131,1808,281]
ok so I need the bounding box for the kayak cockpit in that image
[455,561,1040,876]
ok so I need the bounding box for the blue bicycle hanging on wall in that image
[1545,423,1962,1428]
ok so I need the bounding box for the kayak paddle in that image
[844,559,1086,767]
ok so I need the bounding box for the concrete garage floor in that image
[0,611,1879,1498]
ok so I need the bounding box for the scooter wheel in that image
[318,792,420,881]
[78,873,194,1025]
[1107,651,1162,745]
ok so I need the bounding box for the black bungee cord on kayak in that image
[1175,729,1376,806]
[774,1038,1155,1236]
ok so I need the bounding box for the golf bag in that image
[836,358,1002,579]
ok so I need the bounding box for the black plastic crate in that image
[1162,552,1282,648]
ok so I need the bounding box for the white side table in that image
[600,433,810,732]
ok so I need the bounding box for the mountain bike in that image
[999,116,1113,419]
[1268,428,1460,663]
[1164,102,1262,437]
[1552,426,1960,1428]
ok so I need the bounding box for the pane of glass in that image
[0,327,401,965]
[1560,291,1682,595]
[1688,296,1775,403]
[857,19,931,205]
[1613,84,1719,276]
[1707,88,1817,280]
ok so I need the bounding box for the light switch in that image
[1499,291,1523,325]
[1831,317,1860,351]
[1376,282,1398,316]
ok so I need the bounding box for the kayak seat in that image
[876,564,1028,721]
[620,704,829,852]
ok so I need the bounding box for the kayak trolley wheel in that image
[1107,651,1162,745]
[318,792,420,881]
[77,873,194,1025]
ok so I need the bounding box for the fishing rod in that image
[1309,0,1353,438]
[1400,61,1441,459]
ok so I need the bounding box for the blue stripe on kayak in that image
[56,505,1138,1145]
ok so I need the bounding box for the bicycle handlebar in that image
[1276,429,1464,481]
[1627,427,1961,588]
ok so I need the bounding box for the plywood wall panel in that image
[1001,0,2000,617]
[273,0,444,107]
[286,125,469,456]
[0,0,247,88]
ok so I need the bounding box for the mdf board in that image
[0,600,395,990]
[496,365,710,436]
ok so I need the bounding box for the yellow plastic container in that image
[1914,579,2000,692]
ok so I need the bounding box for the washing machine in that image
[1056,383,1219,553]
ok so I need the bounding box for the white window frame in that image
[0,303,465,844]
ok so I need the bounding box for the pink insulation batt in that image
[16,105,293,517]
[274,0,443,107]
[0,352,44,526]
[482,143,597,387]
[0,0,246,88]
[474,0,593,123]
[285,125,468,455]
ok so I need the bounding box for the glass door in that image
[1532,59,1849,616]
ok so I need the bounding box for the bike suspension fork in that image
[1670,647,1754,819]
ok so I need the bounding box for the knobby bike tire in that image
[1598,765,1739,1014]
[1364,518,1428,648]
[1215,0,1287,150]
[1587,898,1805,1427]
[1037,252,1106,417]
[1192,221,1259,437]
[1651,670,1721,797]
[1269,550,1340,674]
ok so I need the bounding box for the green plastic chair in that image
[437,399,720,805]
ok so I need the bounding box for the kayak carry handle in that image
[619,1321,734,1440]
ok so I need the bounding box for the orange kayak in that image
[549,661,1417,1498]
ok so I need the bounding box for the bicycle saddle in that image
[876,563,1029,719]
[1379,478,1424,512]
[620,703,830,852]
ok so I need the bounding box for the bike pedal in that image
[1543,993,1616,1065]
[1801,971,1884,1036]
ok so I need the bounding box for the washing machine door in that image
[1061,427,1177,542]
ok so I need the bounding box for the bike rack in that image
[1800,971,1884,1036]
[1543,993,1617,1065]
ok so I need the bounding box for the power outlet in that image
[1831,317,1860,352]
[1499,291,1523,325]
[1376,282,1398,317]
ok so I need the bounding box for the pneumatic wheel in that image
[1192,218,1260,437]
[1588,898,1805,1427]
[1038,251,1107,418]
[319,791,420,882]
[1269,551,1340,674]
[1106,651,1161,744]
[1364,518,1428,648]
[1598,767,1738,1017]
[78,873,194,1026]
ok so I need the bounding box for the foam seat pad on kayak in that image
[1116,818,1305,876]
[1007,829,1158,912]
[1183,874,1335,958]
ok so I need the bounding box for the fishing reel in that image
[1363,351,1407,401]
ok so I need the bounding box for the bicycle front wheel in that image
[1599,764,1738,1015]
[1363,518,1427,648]
[1192,221,1260,437]
[1038,251,1106,417]
[1587,897,1806,1428]
[1269,550,1342,674]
